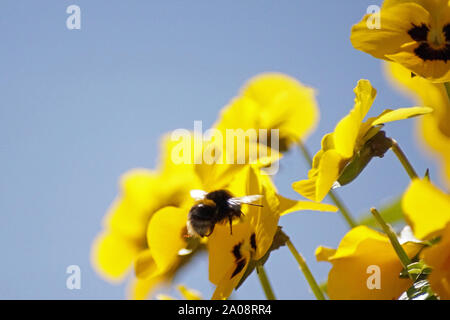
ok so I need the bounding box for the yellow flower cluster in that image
[91,74,336,299]
[92,0,450,300]
[311,0,450,300]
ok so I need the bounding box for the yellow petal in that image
[422,222,450,300]
[334,80,377,158]
[241,73,319,143]
[370,107,433,126]
[243,167,280,260]
[126,275,168,300]
[105,198,148,239]
[384,61,450,186]
[420,113,450,159]
[135,249,157,279]
[292,175,319,202]
[158,131,197,174]
[383,0,447,14]
[211,257,249,300]
[292,150,345,203]
[387,50,450,83]
[147,206,189,275]
[315,246,336,262]
[104,170,170,239]
[402,179,450,239]
[91,231,141,282]
[120,169,160,213]
[215,73,319,150]
[384,61,450,112]
[278,195,338,216]
[178,285,203,300]
[208,222,251,286]
[316,150,345,202]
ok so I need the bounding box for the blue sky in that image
[0,0,440,299]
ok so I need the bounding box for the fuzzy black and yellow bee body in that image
[186,189,262,238]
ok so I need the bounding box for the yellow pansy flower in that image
[214,73,319,152]
[385,61,450,186]
[209,166,337,299]
[91,169,162,281]
[316,226,422,300]
[91,135,201,299]
[351,0,450,82]
[402,178,450,298]
[292,79,432,202]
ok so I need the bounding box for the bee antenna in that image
[229,216,233,235]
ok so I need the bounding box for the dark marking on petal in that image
[231,259,246,278]
[443,24,450,41]
[408,23,429,42]
[232,242,242,260]
[407,23,450,62]
[250,233,257,251]
[230,242,247,278]
[414,42,450,62]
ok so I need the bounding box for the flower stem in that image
[256,265,276,300]
[327,192,357,228]
[298,141,357,228]
[298,140,314,164]
[370,207,412,270]
[390,139,418,180]
[285,236,326,300]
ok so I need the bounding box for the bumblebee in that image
[186,189,262,238]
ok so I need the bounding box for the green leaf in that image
[358,197,404,228]
[398,279,438,300]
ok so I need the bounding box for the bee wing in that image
[178,248,193,256]
[228,195,263,206]
[190,189,208,201]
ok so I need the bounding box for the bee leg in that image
[229,216,233,235]
[205,225,215,237]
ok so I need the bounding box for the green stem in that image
[298,140,314,164]
[256,265,276,300]
[371,207,412,270]
[390,139,418,180]
[285,237,326,300]
[328,192,357,228]
[298,141,357,228]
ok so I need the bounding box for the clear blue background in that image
[0,0,440,299]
